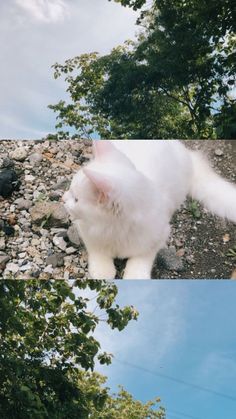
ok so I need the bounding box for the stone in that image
[1,223,15,236]
[49,191,62,201]
[64,159,74,169]
[31,270,40,278]
[10,147,28,161]
[33,191,42,200]
[51,178,71,191]
[19,263,32,272]
[176,248,185,257]
[18,252,26,258]
[9,204,15,212]
[156,247,184,272]
[67,223,81,246]
[27,246,41,258]
[1,158,15,169]
[65,246,77,254]
[50,228,67,235]
[25,175,35,183]
[28,152,43,165]
[30,202,69,227]
[5,262,19,273]
[0,253,10,268]
[53,236,67,251]
[46,254,61,268]
[0,237,5,250]
[0,169,21,198]
[215,149,224,157]
[44,265,54,274]
[31,238,40,246]
[15,198,32,210]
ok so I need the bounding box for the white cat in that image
[63,140,236,280]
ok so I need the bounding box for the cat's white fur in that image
[63,140,236,279]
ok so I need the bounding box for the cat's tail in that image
[189,150,236,223]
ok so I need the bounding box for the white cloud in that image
[15,0,69,23]
[0,0,137,138]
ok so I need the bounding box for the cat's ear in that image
[83,168,113,203]
[92,140,115,159]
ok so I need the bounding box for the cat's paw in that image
[123,257,152,280]
[88,255,116,280]
[123,269,151,280]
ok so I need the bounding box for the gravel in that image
[0,139,236,280]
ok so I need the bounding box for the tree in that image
[109,0,147,10]
[49,47,192,139]
[49,0,235,139]
[93,386,166,418]
[0,280,165,418]
[214,99,236,138]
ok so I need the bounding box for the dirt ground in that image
[154,140,236,279]
[0,139,236,280]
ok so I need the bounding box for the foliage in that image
[0,280,166,418]
[49,0,235,139]
[187,199,202,219]
[214,99,236,139]
[93,386,166,418]
[109,0,147,10]
[226,245,236,260]
[49,47,193,139]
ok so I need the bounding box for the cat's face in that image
[62,141,153,224]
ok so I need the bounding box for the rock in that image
[44,265,54,274]
[31,270,40,278]
[18,252,26,258]
[0,237,5,250]
[28,152,43,165]
[51,178,71,191]
[50,228,68,236]
[64,159,74,169]
[15,198,32,210]
[9,204,16,213]
[0,222,15,236]
[46,254,61,268]
[5,262,19,273]
[1,158,15,169]
[27,246,41,258]
[53,236,67,251]
[25,175,35,183]
[67,223,81,246]
[49,191,62,201]
[38,184,46,192]
[31,238,40,246]
[10,147,28,161]
[186,255,196,265]
[156,247,184,272]
[7,214,17,227]
[65,246,77,254]
[0,169,21,198]
[33,190,43,201]
[0,253,10,268]
[30,202,69,227]
[19,263,32,272]
[215,149,224,157]
[175,239,184,248]
[176,248,185,257]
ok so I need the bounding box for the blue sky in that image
[93,281,236,419]
[0,0,137,139]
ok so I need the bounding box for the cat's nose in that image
[61,194,66,203]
